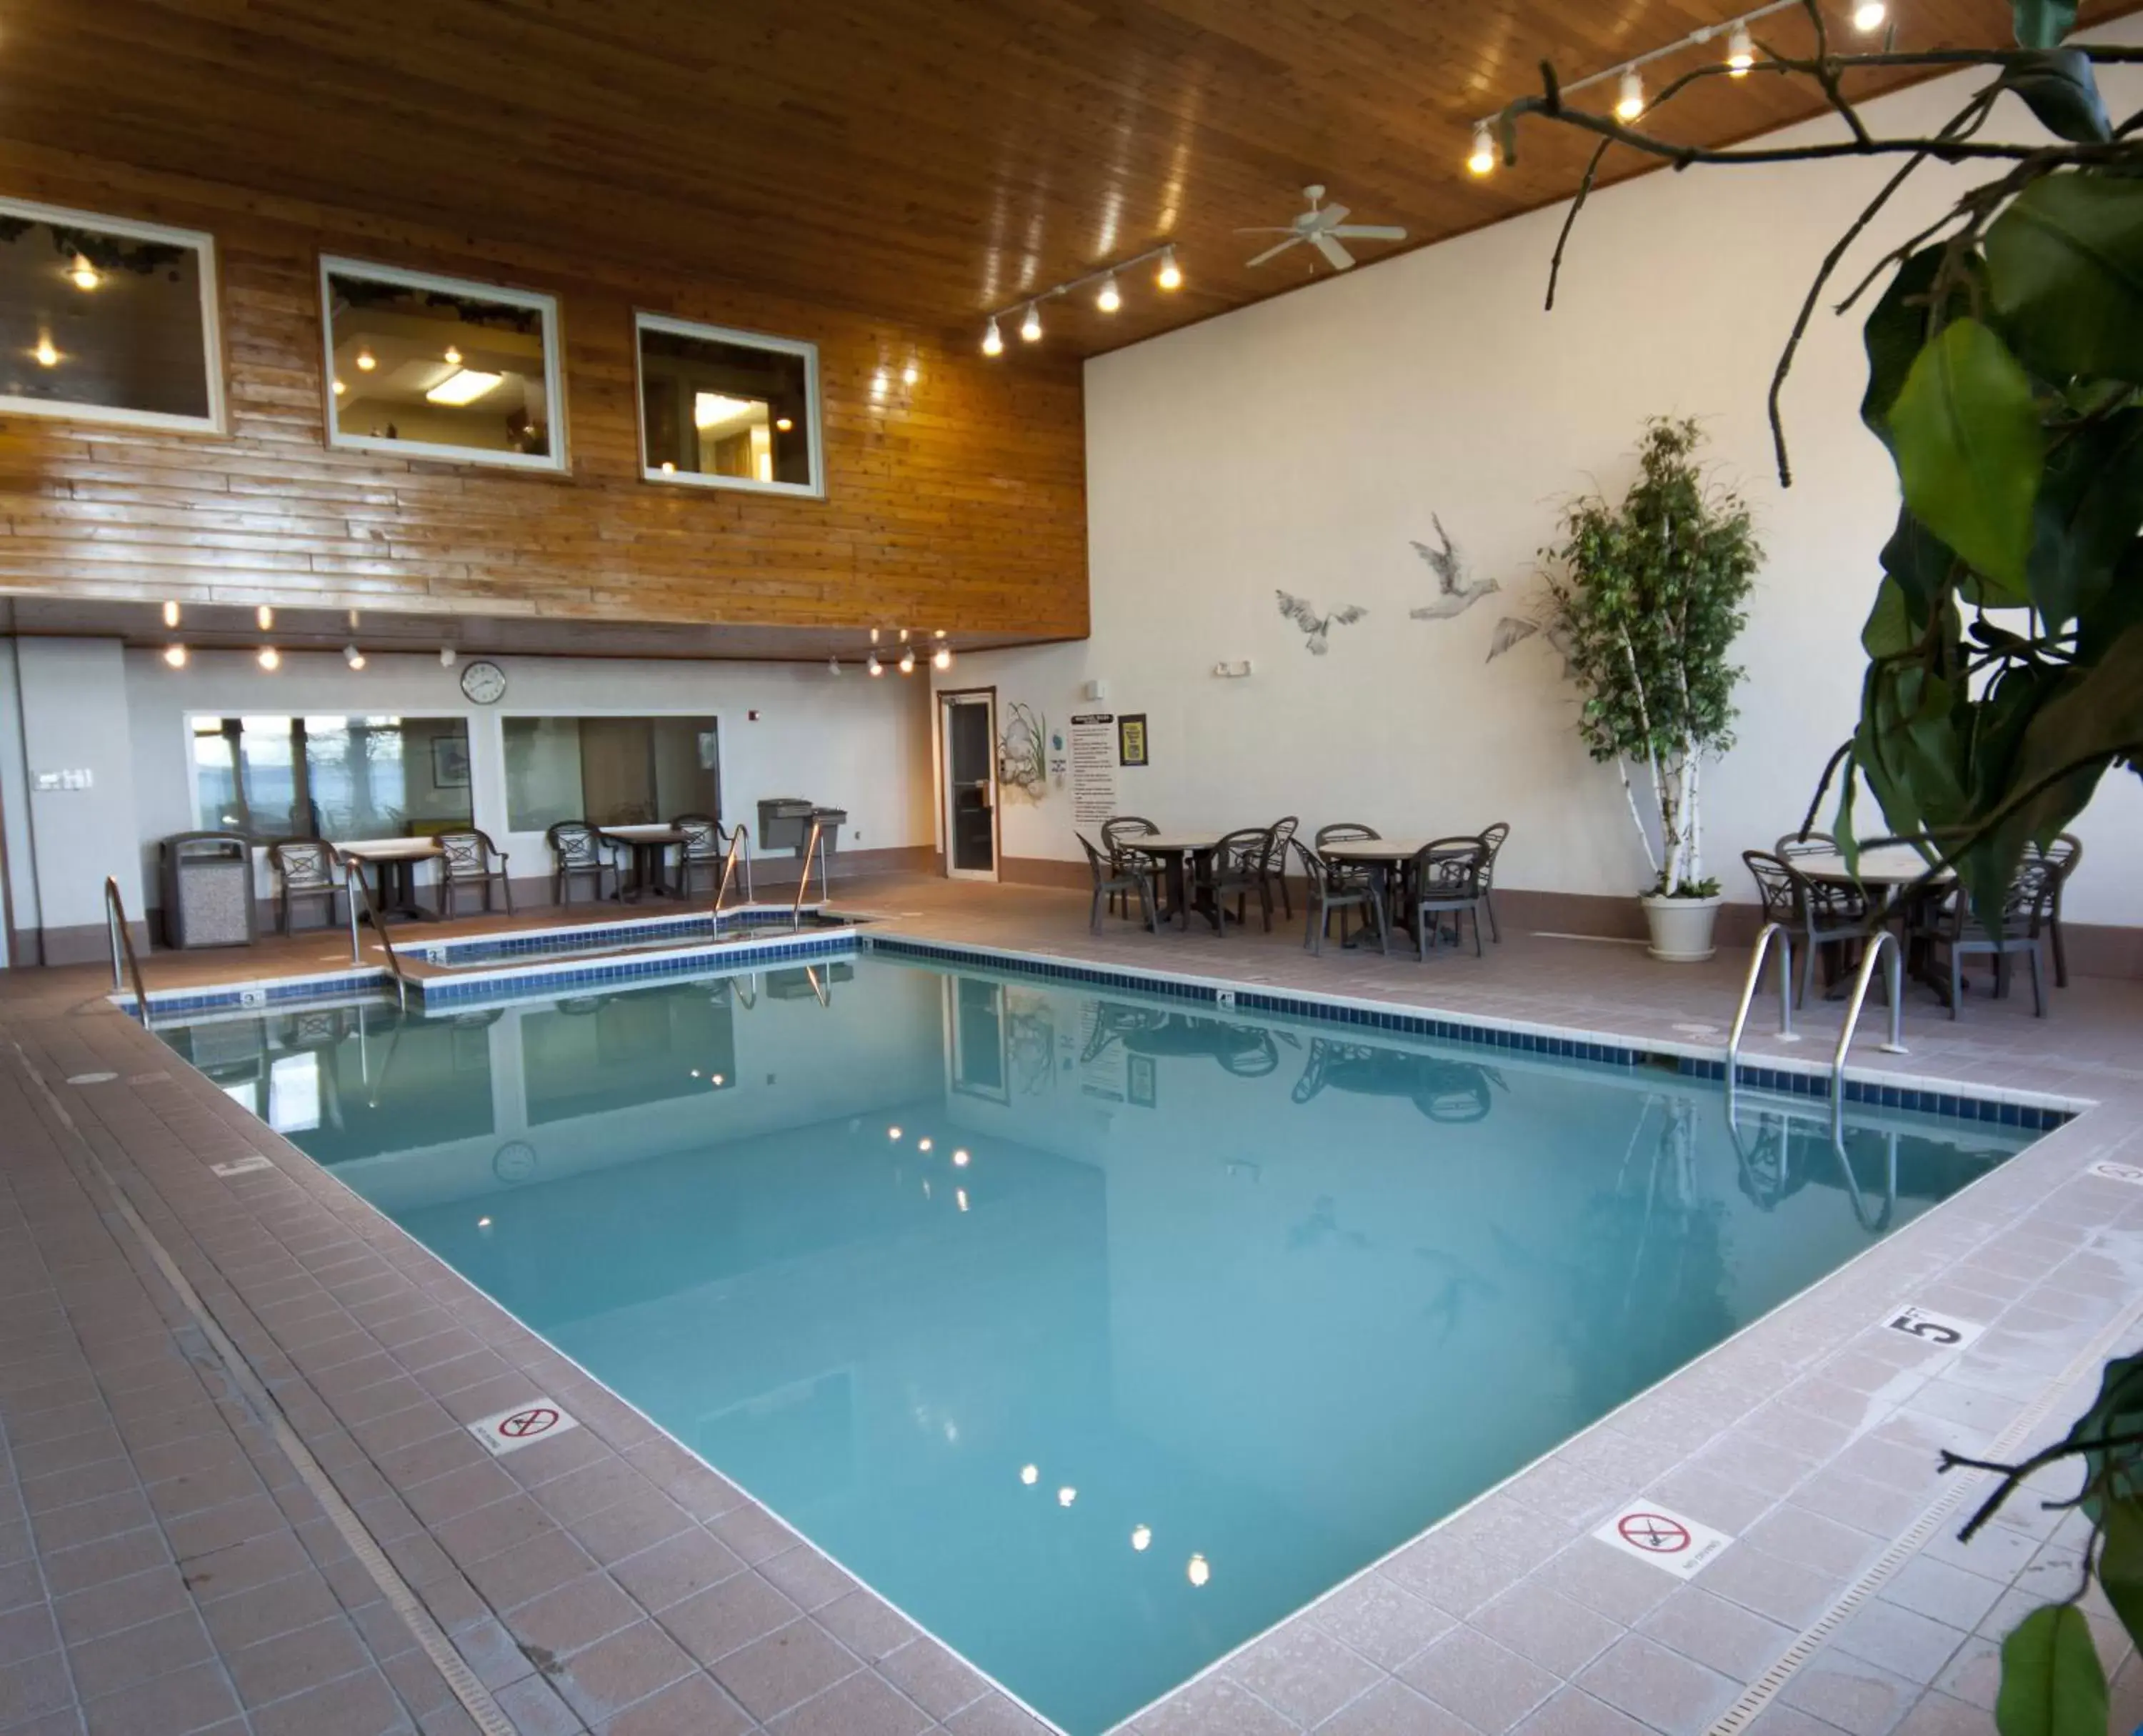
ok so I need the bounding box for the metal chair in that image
[2026,833,2082,988]
[436,829,514,917]
[266,837,340,934]
[1198,828,1275,934]
[671,814,727,899]
[1405,838,1489,959]
[1259,817,1300,922]
[1910,858,2054,1019]
[1077,833,1157,935]
[1101,816,1160,919]
[1477,821,1511,942]
[545,822,617,905]
[1742,849,1870,1007]
[1294,838,1387,957]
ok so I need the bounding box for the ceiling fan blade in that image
[1312,233,1356,270]
[1233,225,1296,234]
[1330,224,1407,241]
[1315,202,1352,229]
[1247,236,1304,268]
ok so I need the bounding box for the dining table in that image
[1319,838,1470,946]
[336,837,444,924]
[1789,844,1954,999]
[599,824,691,902]
[1122,832,1227,932]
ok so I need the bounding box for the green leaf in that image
[1999,48,2111,142]
[1887,319,2043,600]
[1987,174,2143,386]
[2099,1500,2143,1650]
[1862,577,1918,659]
[2054,1353,2143,1521]
[1864,250,1947,446]
[1880,508,1961,619]
[2029,411,2143,628]
[2013,0,2079,46]
[1997,1604,2105,1736]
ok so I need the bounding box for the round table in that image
[336,837,444,923]
[599,824,692,902]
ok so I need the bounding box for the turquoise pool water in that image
[158,954,2032,1734]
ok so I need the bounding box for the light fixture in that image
[162,600,181,629]
[69,254,100,291]
[1615,68,1645,121]
[426,369,503,406]
[1020,303,1042,342]
[355,345,376,371]
[899,628,910,642]
[952,1149,970,1167]
[256,604,274,630]
[257,646,280,672]
[1096,272,1121,313]
[1187,1554,1210,1587]
[775,416,794,431]
[439,646,458,667]
[1057,1487,1077,1507]
[332,378,346,396]
[981,316,1004,356]
[162,644,188,669]
[828,655,841,676]
[871,369,889,399]
[899,647,916,674]
[918,1137,934,1152]
[33,333,58,368]
[934,628,946,638]
[444,343,463,366]
[867,652,883,677]
[870,627,881,643]
[1467,123,1497,176]
[476,1216,492,1229]
[933,645,952,672]
[1727,24,1754,73]
[1132,1525,1152,1552]
[1852,0,1886,29]
[956,1188,970,1212]
[344,644,366,670]
[659,460,676,474]
[1157,246,1182,291]
[1019,1465,1039,1486]
[889,1125,903,1139]
[901,362,919,385]
[694,391,756,429]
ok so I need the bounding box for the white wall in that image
[946,27,2143,931]
[17,639,145,932]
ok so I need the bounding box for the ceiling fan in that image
[1239,184,1407,271]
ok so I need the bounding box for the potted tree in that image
[1544,417,1761,962]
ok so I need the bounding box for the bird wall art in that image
[1408,516,1501,621]
[1275,590,1367,655]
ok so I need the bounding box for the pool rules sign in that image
[1070,714,1117,826]
[1593,1500,1732,1578]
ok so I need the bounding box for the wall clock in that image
[459,659,507,704]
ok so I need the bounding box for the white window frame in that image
[319,255,568,474]
[634,311,824,499]
[0,195,226,435]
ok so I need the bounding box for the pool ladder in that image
[1725,921,1905,1139]
[789,819,830,932]
[710,824,750,924]
[343,861,411,1013]
[104,877,154,1029]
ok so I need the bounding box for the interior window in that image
[189,714,474,842]
[503,716,720,832]
[322,258,564,470]
[636,314,819,496]
[0,196,221,431]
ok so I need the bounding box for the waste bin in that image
[807,806,846,858]
[757,797,814,852]
[160,832,257,949]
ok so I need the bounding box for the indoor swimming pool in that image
[156,951,2039,1734]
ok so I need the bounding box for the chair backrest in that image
[1477,822,1511,890]
[437,830,493,880]
[1102,816,1157,852]
[1412,837,1485,897]
[1212,827,1269,873]
[1315,822,1380,848]
[1263,816,1299,869]
[546,821,602,868]
[2002,855,2060,924]
[1775,831,1837,862]
[1075,832,1113,886]
[1742,850,1804,923]
[2029,832,2082,878]
[1290,837,1334,899]
[269,837,336,890]
[671,814,722,860]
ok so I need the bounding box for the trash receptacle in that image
[807,807,846,858]
[757,798,814,852]
[160,832,257,949]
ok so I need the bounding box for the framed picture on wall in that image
[1118,714,1149,767]
[431,734,471,788]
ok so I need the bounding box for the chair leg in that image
[1278,872,1292,922]
[1949,948,1964,1021]
[1797,927,1815,1010]
[1472,904,1483,958]
[1138,878,1157,934]
[2028,944,2047,1017]
[1306,899,1322,956]
[1416,907,1429,962]
[1089,887,1105,936]
[1259,882,1272,934]
[2051,914,2069,989]
[501,874,514,917]
[1372,893,1389,956]
[1484,890,1499,943]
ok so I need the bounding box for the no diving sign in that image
[469,1400,580,1457]
[1592,1501,1732,1579]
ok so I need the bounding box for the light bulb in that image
[256,604,274,630]
[355,346,376,371]
[1019,1465,1039,1486]
[1852,1,1886,29]
[257,646,280,671]
[162,600,181,629]
[1096,273,1121,313]
[899,648,916,674]
[889,1126,902,1140]
[344,644,366,669]
[981,317,1003,356]
[477,1216,492,1229]
[1057,1487,1077,1507]
[659,460,676,473]
[69,254,99,291]
[934,628,946,638]
[871,369,889,399]
[1467,123,1496,176]
[918,1137,934,1152]
[1615,69,1645,121]
[828,655,841,676]
[870,627,881,643]
[162,644,187,669]
[952,1149,970,1167]
[1020,303,1042,342]
[933,645,951,672]
[775,416,794,430]
[1727,24,1754,73]
[1132,1525,1152,1552]
[444,344,462,366]
[1156,246,1182,291]
[902,362,919,385]
[899,628,910,641]
[33,334,58,367]
[956,1188,970,1212]
[867,653,883,677]
[439,646,457,667]
[332,378,346,396]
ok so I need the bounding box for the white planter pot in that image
[1641,893,1723,963]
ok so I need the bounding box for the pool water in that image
[157,954,2033,1734]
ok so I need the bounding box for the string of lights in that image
[1465,0,1894,174]
[978,241,1183,355]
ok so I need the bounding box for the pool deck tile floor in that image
[4,871,2142,1735]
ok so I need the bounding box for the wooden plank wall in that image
[0,143,1090,639]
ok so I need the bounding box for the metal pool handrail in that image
[344,861,410,1013]
[104,877,152,1027]
[711,824,749,923]
[790,819,826,932]
[1830,928,1906,1142]
[1724,921,1799,1120]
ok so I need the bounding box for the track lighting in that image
[163,644,187,669]
[1020,303,1042,342]
[1467,123,1496,175]
[1727,24,1754,73]
[257,646,280,671]
[867,652,883,677]
[899,647,916,674]
[355,345,376,371]
[69,254,99,291]
[344,644,366,670]
[1096,272,1121,313]
[1852,1,1886,29]
[1615,68,1645,121]
[1157,246,1182,291]
[933,645,952,672]
[256,604,274,630]
[162,600,180,629]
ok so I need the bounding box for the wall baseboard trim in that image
[1001,856,1091,892]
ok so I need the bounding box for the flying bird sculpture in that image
[1408,516,1501,620]
[1486,614,1578,676]
[1275,589,1367,655]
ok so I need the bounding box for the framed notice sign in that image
[1119,714,1149,767]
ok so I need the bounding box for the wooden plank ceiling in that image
[0,0,2122,364]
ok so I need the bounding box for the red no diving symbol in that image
[499,1406,560,1440]
[1618,1512,1691,1554]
